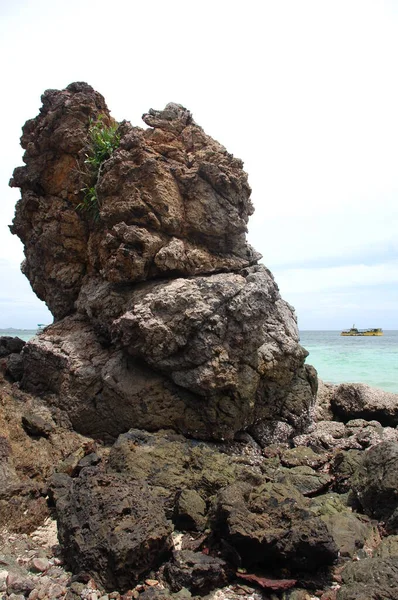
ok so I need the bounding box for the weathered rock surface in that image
[53,467,173,592]
[337,557,398,600]
[331,382,398,426]
[107,429,258,518]
[293,418,398,451]
[11,82,317,442]
[351,441,398,532]
[13,83,398,600]
[10,84,259,320]
[0,377,88,533]
[163,551,231,595]
[211,481,338,570]
[0,336,25,358]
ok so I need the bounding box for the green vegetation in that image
[77,115,120,219]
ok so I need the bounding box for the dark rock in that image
[0,337,25,358]
[309,492,352,518]
[107,429,255,518]
[163,550,230,595]
[53,467,173,591]
[173,490,207,531]
[337,557,398,600]
[280,446,329,469]
[140,588,192,600]
[331,383,398,427]
[331,450,362,493]
[319,512,378,558]
[22,411,54,437]
[212,481,338,571]
[351,441,398,532]
[76,452,101,470]
[5,353,24,381]
[275,465,332,497]
[0,482,49,534]
[249,420,294,446]
[313,379,335,421]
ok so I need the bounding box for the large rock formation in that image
[10,82,316,442]
[7,83,398,599]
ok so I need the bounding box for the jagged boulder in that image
[52,467,173,592]
[331,383,398,426]
[337,557,398,600]
[211,481,338,570]
[11,83,317,441]
[0,336,25,358]
[351,441,398,532]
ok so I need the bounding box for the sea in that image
[1,328,397,394]
[300,330,398,394]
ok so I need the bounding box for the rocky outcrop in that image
[10,84,258,320]
[337,557,398,600]
[0,336,25,382]
[351,441,398,532]
[331,382,398,426]
[13,83,398,600]
[11,83,316,442]
[212,480,338,571]
[52,468,173,592]
[0,376,89,534]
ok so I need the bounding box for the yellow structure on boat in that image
[341,325,383,336]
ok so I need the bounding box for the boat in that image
[36,323,47,334]
[341,325,383,336]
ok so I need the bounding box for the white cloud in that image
[276,261,398,295]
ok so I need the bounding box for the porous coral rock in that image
[11,83,317,442]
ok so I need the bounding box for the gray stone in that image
[163,550,230,595]
[22,412,54,438]
[6,571,35,595]
[54,467,173,592]
[337,557,398,600]
[6,353,24,381]
[0,337,25,358]
[173,490,207,531]
[211,481,338,571]
[331,383,398,426]
[351,441,398,532]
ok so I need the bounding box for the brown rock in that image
[11,83,317,442]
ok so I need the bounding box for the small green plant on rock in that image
[77,115,120,219]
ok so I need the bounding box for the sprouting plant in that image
[76,185,99,220]
[77,115,120,219]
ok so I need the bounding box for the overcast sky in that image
[1,0,398,330]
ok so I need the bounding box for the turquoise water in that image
[300,330,398,393]
[0,329,37,342]
[1,329,397,394]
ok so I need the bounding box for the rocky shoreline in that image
[2,351,398,600]
[2,83,398,600]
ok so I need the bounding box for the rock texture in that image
[351,441,398,532]
[2,361,398,598]
[53,468,173,592]
[10,83,316,442]
[9,83,398,600]
[331,382,398,426]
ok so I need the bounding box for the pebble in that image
[0,570,8,593]
[30,558,50,573]
[6,572,35,595]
